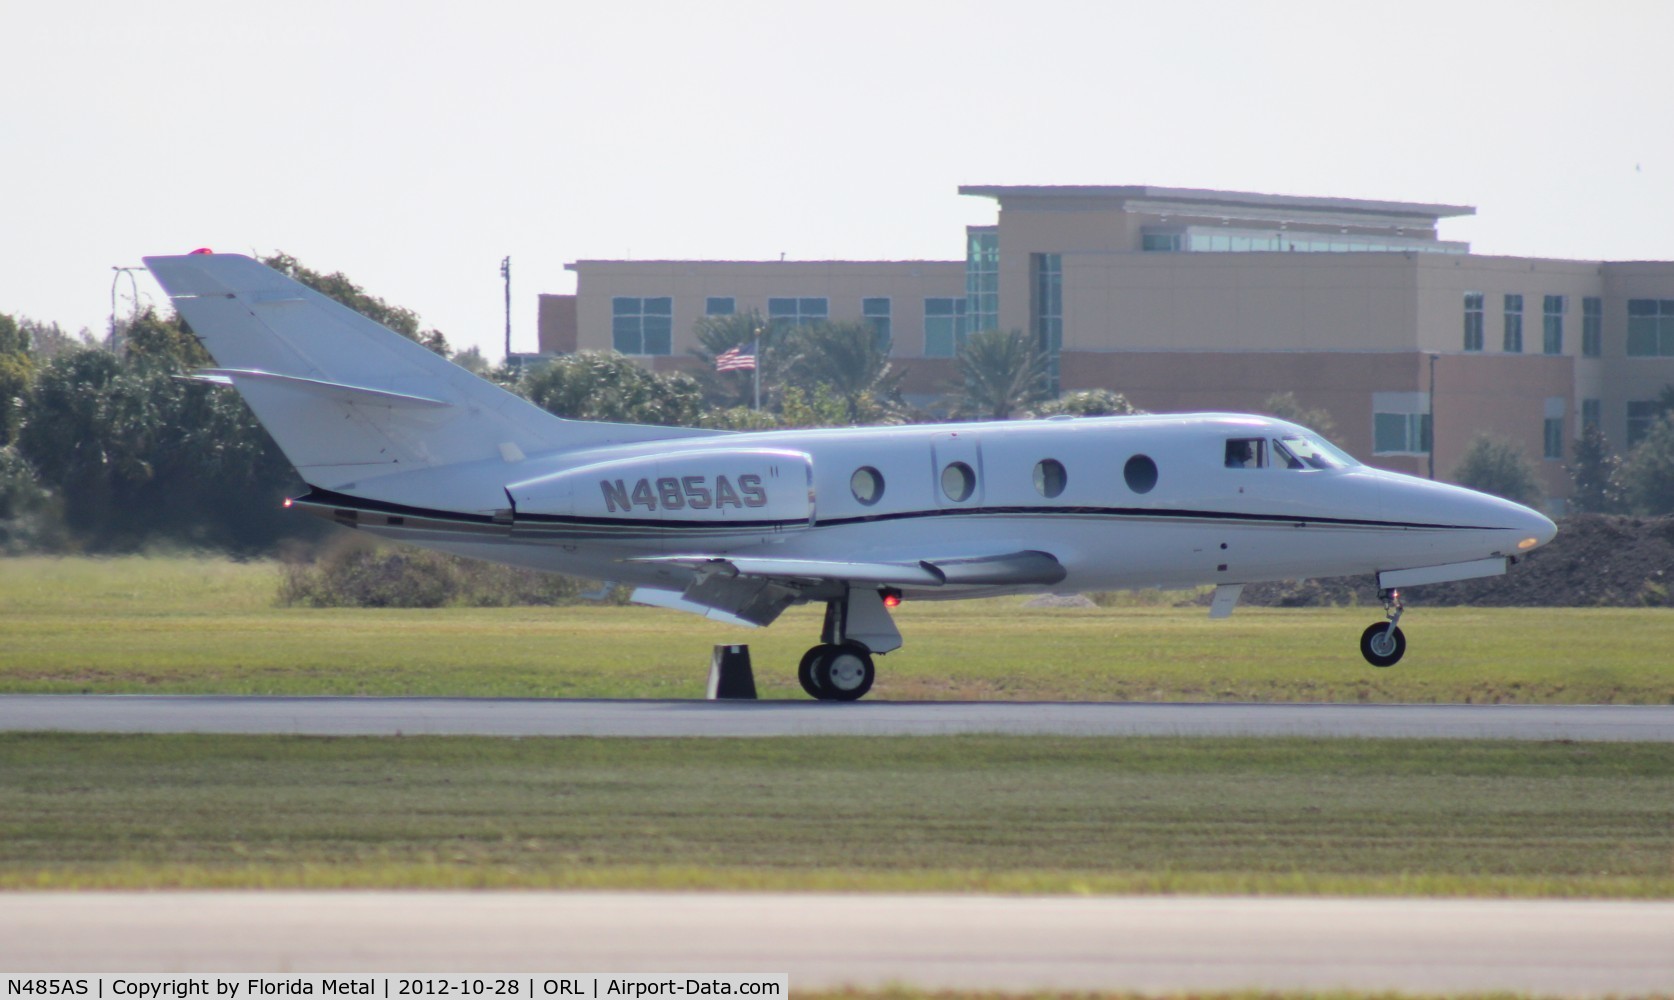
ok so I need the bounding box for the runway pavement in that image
[4,892,1672,994]
[1,694,1672,740]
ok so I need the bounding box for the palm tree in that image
[953,329,1050,420]
[781,321,903,424]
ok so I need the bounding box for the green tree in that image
[1261,391,1341,444]
[1449,434,1541,507]
[1567,423,1626,514]
[521,351,706,426]
[953,329,1050,420]
[780,320,904,424]
[261,253,450,356]
[1037,388,1144,418]
[0,313,33,446]
[1620,414,1674,515]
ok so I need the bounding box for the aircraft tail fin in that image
[144,253,713,493]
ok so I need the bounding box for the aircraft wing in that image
[627,550,1067,628]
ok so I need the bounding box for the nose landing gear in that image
[1359,588,1407,667]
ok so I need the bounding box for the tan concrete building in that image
[541,185,1674,511]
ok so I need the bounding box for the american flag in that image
[714,342,757,372]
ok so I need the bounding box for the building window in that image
[1503,294,1523,353]
[965,227,999,335]
[1628,400,1661,446]
[1032,253,1063,394]
[611,296,672,355]
[705,297,735,317]
[863,297,892,351]
[1544,398,1565,460]
[1627,299,1674,356]
[1372,392,1432,455]
[768,297,827,334]
[1582,297,1602,357]
[1142,231,1183,252]
[1582,398,1601,430]
[1543,295,1566,355]
[923,297,967,357]
[1463,292,1484,351]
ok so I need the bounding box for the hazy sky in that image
[4,0,1671,358]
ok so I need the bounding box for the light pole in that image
[500,256,511,362]
[109,265,144,354]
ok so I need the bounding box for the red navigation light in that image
[881,589,902,609]
[189,247,214,255]
[282,498,293,508]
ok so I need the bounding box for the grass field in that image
[3,733,1671,896]
[1,556,1670,703]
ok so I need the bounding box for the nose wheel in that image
[798,642,876,701]
[1359,588,1407,667]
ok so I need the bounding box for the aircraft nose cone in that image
[1516,503,1558,550]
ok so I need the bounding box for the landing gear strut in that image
[798,587,899,701]
[1359,588,1407,667]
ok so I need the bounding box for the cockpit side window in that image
[1273,434,1356,470]
[1224,438,1266,469]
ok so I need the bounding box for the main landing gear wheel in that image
[797,646,827,699]
[1359,622,1406,667]
[799,642,876,702]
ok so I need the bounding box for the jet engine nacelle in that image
[506,448,815,525]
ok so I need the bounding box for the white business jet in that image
[145,253,1557,700]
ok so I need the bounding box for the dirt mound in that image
[1215,514,1674,609]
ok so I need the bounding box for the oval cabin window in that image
[850,466,885,506]
[1033,458,1067,498]
[1124,454,1158,494]
[940,461,976,502]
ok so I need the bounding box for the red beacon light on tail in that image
[188,247,214,255]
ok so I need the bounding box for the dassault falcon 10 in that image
[144,252,1557,701]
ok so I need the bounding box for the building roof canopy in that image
[958,184,1476,223]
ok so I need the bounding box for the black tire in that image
[812,642,875,702]
[797,645,830,699]
[1359,622,1406,668]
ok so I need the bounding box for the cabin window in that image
[1224,438,1266,469]
[850,466,885,506]
[1123,454,1158,494]
[941,461,976,502]
[1033,458,1067,499]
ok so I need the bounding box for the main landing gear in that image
[797,587,901,702]
[1359,588,1407,667]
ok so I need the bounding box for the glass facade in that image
[1463,292,1484,351]
[1503,294,1524,353]
[1032,253,1063,394]
[965,227,999,336]
[767,297,828,334]
[1583,297,1602,357]
[1544,398,1566,460]
[1372,392,1431,455]
[1582,398,1601,430]
[1627,400,1661,447]
[1543,295,1566,355]
[611,296,672,355]
[705,297,735,316]
[1627,299,1674,356]
[1141,227,1464,254]
[863,297,892,351]
[923,297,967,357]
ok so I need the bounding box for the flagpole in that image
[752,326,762,412]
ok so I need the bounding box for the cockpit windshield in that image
[1272,434,1357,470]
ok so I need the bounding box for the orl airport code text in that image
[6,979,784,1000]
